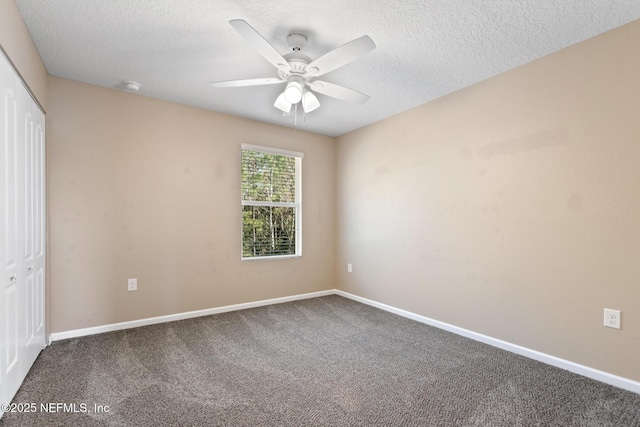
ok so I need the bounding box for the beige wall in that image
[0,0,48,108]
[47,76,335,332]
[336,21,640,381]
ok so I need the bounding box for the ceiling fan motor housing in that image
[279,52,312,79]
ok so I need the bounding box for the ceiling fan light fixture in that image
[284,81,303,104]
[274,92,292,113]
[301,90,320,113]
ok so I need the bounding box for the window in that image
[241,144,303,259]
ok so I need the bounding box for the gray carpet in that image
[1,295,639,426]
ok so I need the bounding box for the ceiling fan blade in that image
[210,78,284,88]
[229,19,291,72]
[306,35,375,77]
[308,80,370,104]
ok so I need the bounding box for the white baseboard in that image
[48,288,639,395]
[48,289,334,343]
[335,290,640,395]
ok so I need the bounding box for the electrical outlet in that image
[604,308,620,329]
[128,278,137,292]
[347,263,352,273]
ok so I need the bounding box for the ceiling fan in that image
[210,19,376,114]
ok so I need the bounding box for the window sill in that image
[242,254,301,261]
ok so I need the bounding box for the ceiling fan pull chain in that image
[294,103,298,130]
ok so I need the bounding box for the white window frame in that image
[241,143,303,261]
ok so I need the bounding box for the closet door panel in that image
[1,57,25,408]
[21,89,45,364]
[24,110,34,346]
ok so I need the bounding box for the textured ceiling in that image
[15,1,640,137]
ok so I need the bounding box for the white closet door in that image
[0,50,46,414]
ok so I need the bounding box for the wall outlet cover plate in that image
[604,308,620,329]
